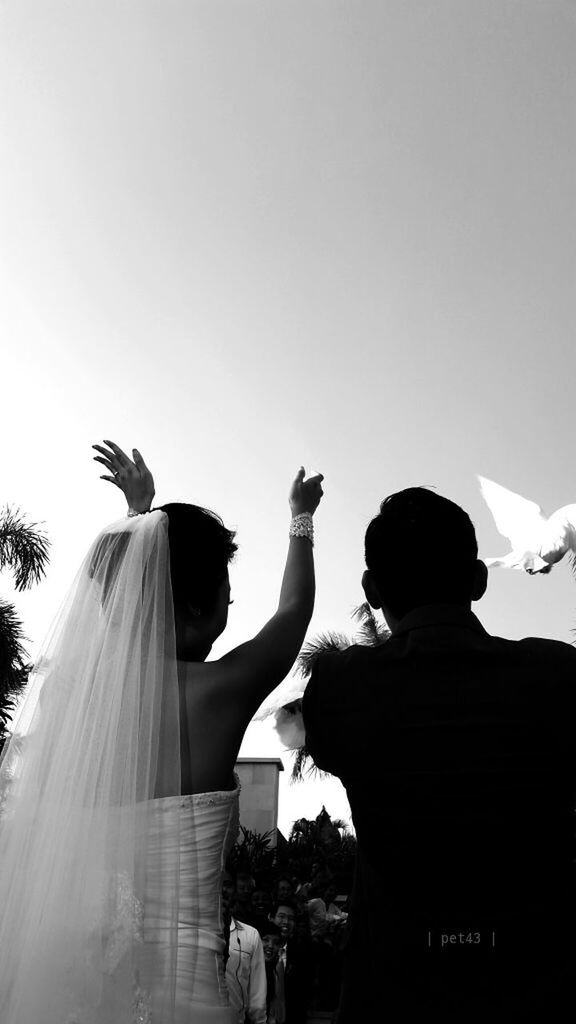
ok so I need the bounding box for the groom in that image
[302,487,576,1021]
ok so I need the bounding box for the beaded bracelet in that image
[289,512,314,546]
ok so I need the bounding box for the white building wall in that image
[234,757,284,845]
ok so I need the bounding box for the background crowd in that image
[222,854,350,1024]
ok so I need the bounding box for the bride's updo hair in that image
[157,502,238,615]
[365,487,478,617]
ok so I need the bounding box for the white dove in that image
[478,475,576,575]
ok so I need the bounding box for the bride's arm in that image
[208,468,323,716]
[92,440,323,717]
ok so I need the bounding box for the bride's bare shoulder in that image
[177,658,248,722]
[177,646,258,710]
[178,659,250,785]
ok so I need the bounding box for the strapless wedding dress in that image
[134,777,241,1023]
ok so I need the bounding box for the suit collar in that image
[392,603,487,638]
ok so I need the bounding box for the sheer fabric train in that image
[0,512,185,1022]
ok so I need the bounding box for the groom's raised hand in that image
[92,439,155,513]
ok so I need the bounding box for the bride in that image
[0,440,323,1024]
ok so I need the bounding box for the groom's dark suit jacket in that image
[302,605,576,1019]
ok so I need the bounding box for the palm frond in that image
[0,691,25,734]
[330,818,349,834]
[290,744,331,784]
[227,826,276,875]
[0,600,31,694]
[0,600,32,742]
[0,506,50,591]
[351,602,390,647]
[289,607,388,785]
[289,816,317,842]
[295,630,352,680]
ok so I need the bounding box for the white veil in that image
[0,510,182,1023]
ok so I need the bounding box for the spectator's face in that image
[261,933,283,964]
[277,879,293,902]
[273,905,295,939]
[252,889,272,917]
[236,876,254,901]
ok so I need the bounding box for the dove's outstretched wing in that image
[478,476,546,552]
[538,503,576,565]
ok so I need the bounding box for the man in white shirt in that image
[223,868,267,1024]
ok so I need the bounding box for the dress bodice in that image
[147,779,240,932]
[139,777,240,1023]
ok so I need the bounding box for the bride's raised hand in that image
[289,466,324,517]
[92,439,155,513]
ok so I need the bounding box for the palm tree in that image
[288,602,390,782]
[289,808,346,855]
[280,808,358,891]
[0,506,50,752]
[227,825,277,877]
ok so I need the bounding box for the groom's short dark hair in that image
[365,487,478,617]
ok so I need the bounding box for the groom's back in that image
[303,605,576,996]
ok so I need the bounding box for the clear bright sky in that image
[2,0,576,835]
